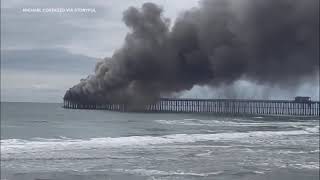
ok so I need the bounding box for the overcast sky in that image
[1,0,200,102]
[1,0,199,57]
[1,0,319,102]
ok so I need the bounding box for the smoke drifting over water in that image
[64,0,319,106]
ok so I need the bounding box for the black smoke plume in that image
[64,0,319,107]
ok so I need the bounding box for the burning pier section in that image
[63,97,320,116]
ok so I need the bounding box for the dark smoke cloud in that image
[64,0,319,106]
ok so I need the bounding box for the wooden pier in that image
[63,98,320,116]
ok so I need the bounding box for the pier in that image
[63,97,320,116]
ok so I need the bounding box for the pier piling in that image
[63,98,320,116]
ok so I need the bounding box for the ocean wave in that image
[292,163,320,170]
[310,149,320,153]
[32,136,72,141]
[304,126,319,133]
[1,129,311,154]
[112,168,224,177]
[277,150,312,154]
[154,119,318,129]
[195,150,213,157]
[253,116,264,119]
[154,119,204,126]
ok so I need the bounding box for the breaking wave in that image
[154,119,318,129]
[1,129,312,154]
[304,126,319,133]
[112,168,224,177]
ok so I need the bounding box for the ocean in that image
[1,102,319,180]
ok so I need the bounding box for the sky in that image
[1,0,319,102]
[1,0,199,102]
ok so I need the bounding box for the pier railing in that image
[63,98,320,116]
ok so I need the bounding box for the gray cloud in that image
[1,49,98,102]
[1,6,118,57]
[1,0,198,57]
[1,49,97,74]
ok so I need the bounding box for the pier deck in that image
[63,98,320,116]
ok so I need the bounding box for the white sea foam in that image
[277,150,309,154]
[195,150,213,157]
[113,168,224,177]
[292,163,319,170]
[304,126,319,133]
[155,119,318,128]
[183,118,199,121]
[253,116,264,119]
[155,119,202,126]
[155,119,241,126]
[252,171,265,174]
[310,149,320,153]
[0,129,311,154]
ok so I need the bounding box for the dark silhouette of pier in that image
[63,97,320,116]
